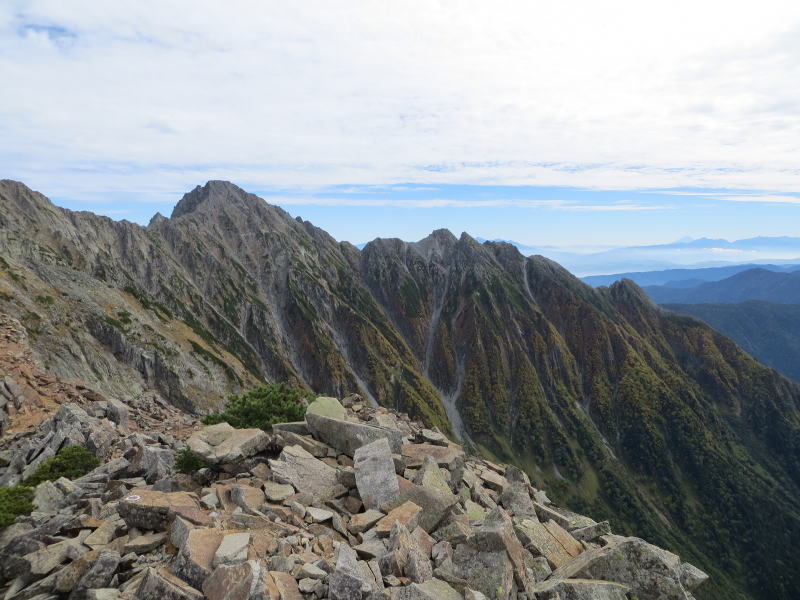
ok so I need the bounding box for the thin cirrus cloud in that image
[264,195,673,211]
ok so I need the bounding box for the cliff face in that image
[2,180,800,599]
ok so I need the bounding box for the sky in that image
[1,1,800,248]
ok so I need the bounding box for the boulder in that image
[375,501,423,537]
[128,445,175,484]
[401,444,464,469]
[306,406,404,457]
[124,532,166,554]
[534,578,630,600]
[118,489,199,531]
[186,423,269,465]
[396,578,463,600]
[171,529,224,589]
[328,543,364,600]
[106,399,129,427]
[268,445,340,501]
[306,396,348,420]
[348,509,385,534]
[70,550,121,600]
[353,437,400,510]
[549,536,708,600]
[213,533,249,567]
[202,561,262,600]
[136,567,204,600]
[262,481,295,503]
[386,476,459,532]
[414,456,451,494]
[513,517,579,569]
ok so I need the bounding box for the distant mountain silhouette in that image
[645,268,800,304]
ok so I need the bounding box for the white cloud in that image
[1,0,800,199]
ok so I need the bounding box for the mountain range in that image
[582,263,800,288]
[477,237,800,276]
[645,268,800,304]
[2,180,800,599]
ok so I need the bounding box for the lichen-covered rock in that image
[268,444,340,501]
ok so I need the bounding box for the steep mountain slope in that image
[662,301,800,383]
[646,268,800,304]
[2,180,800,599]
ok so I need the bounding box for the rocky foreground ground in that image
[0,385,708,600]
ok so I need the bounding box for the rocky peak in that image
[169,181,265,220]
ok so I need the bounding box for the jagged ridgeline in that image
[1,179,799,599]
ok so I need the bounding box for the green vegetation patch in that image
[203,382,312,431]
[0,486,34,528]
[35,295,55,306]
[24,446,100,487]
[175,448,210,474]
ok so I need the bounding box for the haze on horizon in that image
[1,1,799,249]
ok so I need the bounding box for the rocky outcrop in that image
[0,395,707,600]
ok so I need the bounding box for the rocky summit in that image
[0,390,707,600]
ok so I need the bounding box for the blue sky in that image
[2,1,800,248]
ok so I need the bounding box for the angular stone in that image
[533,501,595,531]
[353,438,400,510]
[33,480,66,513]
[479,469,508,493]
[106,398,129,427]
[263,481,295,502]
[534,578,630,600]
[202,561,259,600]
[542,519,583,558]
[137,567,204,600]
[414,456,451,494]
[306,411,405,458]
[401,444,464,468]
[124,532,166,554]
[186,423,269,465]
[298,563,326,580]
[513,517,575,569]
[72,550,121,596]
[387,476,459,532]
[419,429,448,446]
[571,520,611,542]
[230,485,266,514]
[118,489,199,531]
[270,571,303,600]
[451,543,514,600]
[213,533,249,567]
[549,536,706,600]
[375,501,422,537]
[499,481,535,517]
[274,430,330,458]
[464,499,487,521]
[397,578,463,600]
[268,445,340,501]
[128,445,175,484]
[348,509,384,533]
[171,529,224,589]
[305,507,334,523]
[328,543,363,600]
[680,562,710,591]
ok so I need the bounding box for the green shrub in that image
[203,382,312,431]
[0,486,34,528]
[175,448,210,474]
[24,446,100,487]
